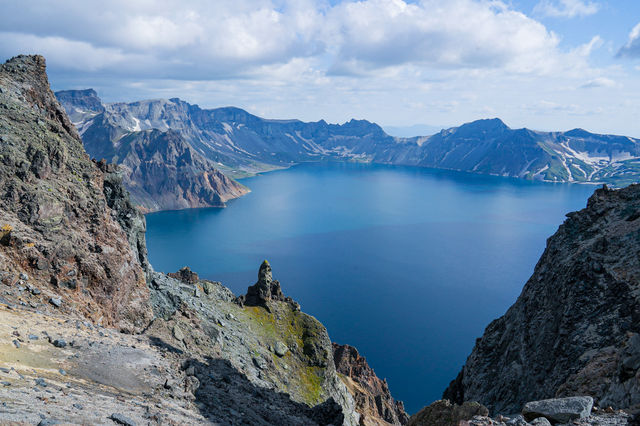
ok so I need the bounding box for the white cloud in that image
[1,0,631,136]
[618,22,640,58]
[0,0,326,77]
[325,0,566,75]
[0,0,600,80]
[580,77,618,89]
[534,0,599,18]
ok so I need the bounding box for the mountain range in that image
[57,89,640,198]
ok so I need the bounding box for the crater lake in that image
[145,162,596,414]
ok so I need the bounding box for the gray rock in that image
[52,339,67,348]
[184,375,200,394]
[172,324,184,342]
[202,281,215,295]
[35,378,47,387]
[274,341,288,357]
[109,413,136,426]
[530,417,552,426]
[49,297,62,308]
[522,396,593,423]
[505,415,529,425]
[252,356,267,370]
[19,272,28,281]
[407,400,489,426]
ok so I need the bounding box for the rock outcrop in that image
[167,266,199,285]
[333,343,409,425]
[443,184,640,414]
[237,260,300,311]
[149,264,359,425]
[0,55,152,332]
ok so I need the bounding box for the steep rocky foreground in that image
[56,89,248,212]
[443,183,640,416]
[0,55,152,332]
[0,266,356,425]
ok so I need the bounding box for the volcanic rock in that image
[444,184,640,414]
[0,55,152,332]
[333,343,409,425]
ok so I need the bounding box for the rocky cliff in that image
[106,128,248,212]
[0,55,152,332]
[56,89,249,212]
[333,343,409,425]
[443,184,640,415]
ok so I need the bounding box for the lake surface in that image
[145,162,596,414]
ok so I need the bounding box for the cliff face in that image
[0,55,152,332]
[333,343,409,425]
[56,90,249,212]
[444,184,640,414]
[110,129,248,212]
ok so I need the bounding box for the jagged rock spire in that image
[237,260,299,311]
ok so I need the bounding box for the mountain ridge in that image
[58,89,640,188]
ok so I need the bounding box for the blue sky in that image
[1,0,640,136]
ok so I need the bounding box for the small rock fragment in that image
[49,297,62,308]
[172,324,184,341]
[530,417,552,426]
[52,339,67,348]
[274,341,288,357]
[109,413,137,426]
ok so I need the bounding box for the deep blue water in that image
[145,162,596,414]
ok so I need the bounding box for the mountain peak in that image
[449,118,510,137]
[1,54,48,84]
[464,117,508,129]
[55,88,104,113]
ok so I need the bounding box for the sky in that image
[2,0,640,136]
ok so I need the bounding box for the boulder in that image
[408,400,488,426]
[274,341,288,357]
[522,396,593,423]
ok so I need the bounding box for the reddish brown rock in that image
[333,343,409,425]
[167,266,199,285]
[0,55,152,332]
